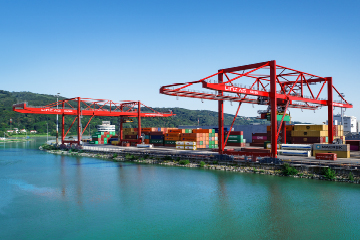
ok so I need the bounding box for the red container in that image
[315,153,337,160]
[250,143,263,147]
[252,133,267,136]
[226,142,241,147]
[152,143,164,146]
[242,148,271,153]
[252,139,266,143]
[125,135,138,139]
[164,144,176,147]
[252,135,267,140]
[150,131,165,135]
[350,145,359,151]
[225,131,243,135]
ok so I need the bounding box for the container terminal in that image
[12,60,359,173]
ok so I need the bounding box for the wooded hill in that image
[0,90,271,136]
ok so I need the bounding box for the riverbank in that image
[0,138,34,143]
[40,145,360,184]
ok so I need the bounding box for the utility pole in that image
[341,93,345,131]
[46,122,48,143]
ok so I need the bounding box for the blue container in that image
[150,135,164,140]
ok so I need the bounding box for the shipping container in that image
[315,153,337,160]
[291,131,328,137]
[294,124,328,131]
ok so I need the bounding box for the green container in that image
[211,129,215,133]
[200,141,203,145]
[92,135,101,139]
[267,114,291,122]
[106,134,110,138]
[164,140,176,145]
[145,135,150,139]
[103,138,107,142]
[185,129,192,133]
[210,140,215,144]
[150,139,163,144]
[215,144,218,148]
[227,135,243,140]
[89,141,95,144]
[94,132,104,135]
[227,139,242,143]
[94,141,98,144]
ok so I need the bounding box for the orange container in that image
[181,133,201,137]
[169,129,185,133]
[144,139,150,144]
[142,128,154,132]
[165,137,181,140]
[165,133,181,137]
[182,137,198,141]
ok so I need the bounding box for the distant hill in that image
[0,90,273,136]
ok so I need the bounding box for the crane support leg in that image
[270,60,277,158]
[327,77,334,143]
[218,71,224,154]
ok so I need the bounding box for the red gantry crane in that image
[13,97,175,146]
[160,60,353,158]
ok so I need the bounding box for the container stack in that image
[180,129,218,149]
[90,131,116,144]
[250,133,267,147]
[291,125,328,144]
[333,125,345,142]
[313,143,350,158]
[149,131,164,146]
[164,132,182,147]
[266,125,293,144]
[225,131,245,147]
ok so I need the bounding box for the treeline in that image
[0,90,270,136]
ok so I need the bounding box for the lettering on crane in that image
[224,86,258,95]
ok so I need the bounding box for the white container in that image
[176,141,185,146]
[184,141,196,146]
[281,144,312,150]
[278,150,311,157]
[136,144,153,148]
[185,146,197,150]
[176,146,185,150]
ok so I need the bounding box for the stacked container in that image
[181,129,218,149]
[291,125,328,144]
[225,131,245,147]
[164,132,181,147]
[149,131,164,146]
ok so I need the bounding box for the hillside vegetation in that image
[0,90,269,136]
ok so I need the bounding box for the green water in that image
[1,138,360,239]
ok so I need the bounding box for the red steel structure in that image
[13,97,174,146]
[160,60,353,158]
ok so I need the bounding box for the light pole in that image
[46,122,48,143]
[341,93,345,131]
[56,93,60,145]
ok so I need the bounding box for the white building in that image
[97,121,115,132]
[333,114,357,133]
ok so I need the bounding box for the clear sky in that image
[1,0,359,124]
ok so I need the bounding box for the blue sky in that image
[1,0,359,124]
